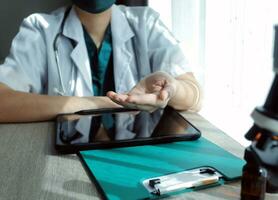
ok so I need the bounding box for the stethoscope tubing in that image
[53,6,73,96]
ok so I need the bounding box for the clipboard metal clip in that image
[142,167,223,196]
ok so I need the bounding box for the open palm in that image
[107,71,177,112]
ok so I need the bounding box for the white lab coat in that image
[0,5,191,139]
[0,5,190,95]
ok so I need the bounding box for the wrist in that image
[85,96,122,110]
[62,96,120,114]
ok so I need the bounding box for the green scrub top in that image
[83,25,115,140]
[83,25,114,96]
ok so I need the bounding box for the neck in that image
[75,5,112,48]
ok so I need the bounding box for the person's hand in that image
[107,71,177,112]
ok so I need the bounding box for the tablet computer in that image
[55,106,201,154]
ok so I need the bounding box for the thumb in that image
[159,89,170,101]
[159,83,175,101]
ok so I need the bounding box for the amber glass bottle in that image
[240,147,267,200]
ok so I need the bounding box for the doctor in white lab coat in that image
[0,0,201,123]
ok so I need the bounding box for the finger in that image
[108,92,168,110]
[126,94,168,109]
[106,91,116,98]
[106,92,154,110]
[150,83,163,92]
[108,97,125,107]
[107,91,121,100]
[106,92,127,107]
[107,91,129,103]
[126,93,159,105]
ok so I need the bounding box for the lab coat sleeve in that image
[0,15,47,93]
[147,11,191,77]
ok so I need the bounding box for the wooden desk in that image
[0,113,277,200]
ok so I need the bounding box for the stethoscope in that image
[53,7,75,96]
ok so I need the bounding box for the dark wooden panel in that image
[0,0,69,61]
[116,0,148,6]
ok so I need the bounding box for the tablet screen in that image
[56,107,201,153]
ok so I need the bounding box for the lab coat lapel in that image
[111,5,135,93]
[62,6,135,94]
[62,7,93,93]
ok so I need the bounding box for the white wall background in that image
[150,0,278,146]
[150,0,206,86]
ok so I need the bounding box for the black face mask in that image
[72,0,116,14]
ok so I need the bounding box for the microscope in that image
[240,26,278,200]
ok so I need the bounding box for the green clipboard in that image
[78,137,245,200]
